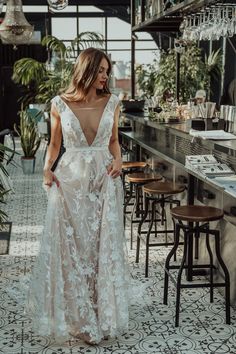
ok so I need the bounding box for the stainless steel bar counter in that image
[119,112,236,304]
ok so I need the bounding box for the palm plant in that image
[14,110,41,158]
[203,48,222,100]
[12,32,104,106]
[0,144,14,223]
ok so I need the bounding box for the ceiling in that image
[21,0,130,23]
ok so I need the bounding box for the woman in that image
[27,48,130,344]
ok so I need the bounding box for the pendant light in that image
[0,0,4,14]
[47,0,68,11]
[0,0,34,49]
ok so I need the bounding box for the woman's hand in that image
[43,169,60,189]
[107,158,122,179]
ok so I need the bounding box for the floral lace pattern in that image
[16,94,131,343]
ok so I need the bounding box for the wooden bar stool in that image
[122,161,147,169]
[122,161,147,196]
[136,181,185,277]
[124,172,162,249]
[164,205,230,327]
[122,161,147,221]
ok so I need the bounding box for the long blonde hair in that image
[61,47,111,102]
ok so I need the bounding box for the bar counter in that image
[120,112,236,304]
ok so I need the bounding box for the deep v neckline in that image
[59,94,112,147]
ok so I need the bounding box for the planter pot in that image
[29,103,47,111]
[21,156,36,174]
[0,222,12,255]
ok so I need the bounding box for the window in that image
[78,18,105,37]
[107,18,131,39]
[22,6,48,12]
[108,50,131,64]
[78,6,103,13]
[107,41,131,50]
[51,18,77,40]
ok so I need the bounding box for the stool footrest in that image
[149,242,176,247]
[180,282,227,289]
[139,230,175,235]
[167,263,217,270]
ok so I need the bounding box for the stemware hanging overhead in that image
[47,0,68,11]
[0,0,34,49]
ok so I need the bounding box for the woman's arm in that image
[108,104,122,178]
[43,104,62,187]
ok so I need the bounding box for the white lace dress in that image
[26,94,130,342]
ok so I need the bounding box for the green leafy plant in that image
[0,144,15,223]
[14,110,41,158]
[136,44,222,103]
[204,48,222,100]
[12,32,104,106]
[136,56,159,98]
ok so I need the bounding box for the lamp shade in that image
[0,0,34,48]
[47,0,68,10]
[0,0,4,15]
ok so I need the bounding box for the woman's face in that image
[92,57,109,90]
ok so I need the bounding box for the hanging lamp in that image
[0,0,34,49]
[47,0,68,11]
[0,0,4,14]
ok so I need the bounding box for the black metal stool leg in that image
[123,182,133,228]
[175,230,188,327]
[164,223,180,305]
[213,229,231,325]
[161,198,168,245]
[194,222,200,259]
[173,219,177,262]
[130,184,138,250]
[145,200,155,278]
[136,195,149,263]
[205,225,214,303]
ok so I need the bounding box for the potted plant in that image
[12,32,104,107]
[0,143,14,254]
[14,109,41,174]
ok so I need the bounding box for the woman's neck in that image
[83,88,99,104]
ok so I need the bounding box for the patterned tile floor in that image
[1,141,236,354]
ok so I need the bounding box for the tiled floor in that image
[1,141,236,354]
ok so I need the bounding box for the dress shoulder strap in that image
[50,95,67,115]
[108,94,120,113]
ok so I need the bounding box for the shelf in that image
[132,0,220,33]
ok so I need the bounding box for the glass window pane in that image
[107,18,131,39]
[78,18,105,37]
[23,6,48,12]
[135,50,159,64]
[107,41,131,50]
[51,18,77,40]
[108,50,130,63]
[110,58,131,97]
[136,32,153,40]
[78,6,104,12]
[135,40,156,50]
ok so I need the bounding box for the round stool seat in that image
[143,181,185,195]
[127,172,162,184]
[171,205,224,222]
[122,161,147,169]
